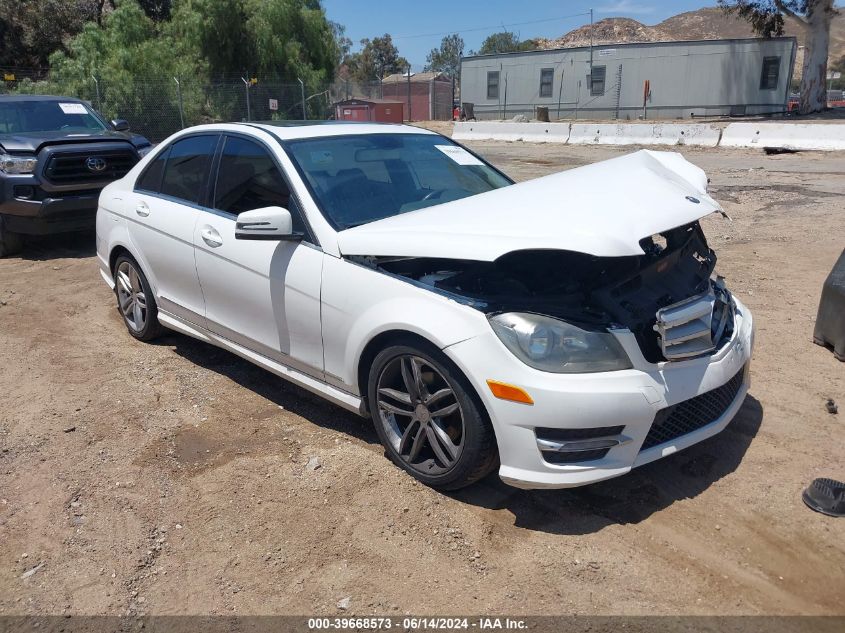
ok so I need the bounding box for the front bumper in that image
[444,298,755,490]
[1,173,99,235]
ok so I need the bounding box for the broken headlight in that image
[489,312,632,373]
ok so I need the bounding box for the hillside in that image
[535,6,845,78]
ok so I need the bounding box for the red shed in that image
[334,98,404,123]
[381,71,453,121]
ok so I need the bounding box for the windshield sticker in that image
[58,103,88,115]
[310,150,333,166]
[435,145,483,166]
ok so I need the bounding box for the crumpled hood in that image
[337,149,724,260]
[0,129,145,153]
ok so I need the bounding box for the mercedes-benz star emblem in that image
[86,156,107,173]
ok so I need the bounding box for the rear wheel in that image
[0,218,23,258]
[113,254,164,341]
[368,343,498,490]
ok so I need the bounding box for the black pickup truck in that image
[0,95,152,256]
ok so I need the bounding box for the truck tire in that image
[0,218,23,258]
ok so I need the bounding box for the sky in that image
[322,0,717,70]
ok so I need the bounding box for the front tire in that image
[113,254,164,341]
[368,343,498,490]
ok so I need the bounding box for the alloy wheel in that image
[116,260,148,332]
[376,355,465,475]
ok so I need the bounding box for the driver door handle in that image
[201,226,223,248]
[135,202,150,217]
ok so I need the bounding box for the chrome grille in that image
[654,282,734,361]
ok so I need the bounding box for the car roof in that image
[0,94,86,103]
[182,121,439,141]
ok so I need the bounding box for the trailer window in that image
[487,71,500,100]
[760,57,780,90]
[539,68,554,98]
[590,66,606,96]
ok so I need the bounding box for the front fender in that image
[320,255,490,392]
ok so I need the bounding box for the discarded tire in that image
[802,478,845,517]
[813,248,845,361]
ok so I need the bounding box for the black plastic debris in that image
[827,399,839,415]
[802,478,845,517]
[813,248,845,361]
[763,146,799,155]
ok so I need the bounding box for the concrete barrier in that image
[568,123,721,147]
[452,120,845,151]
[720,123,845,151]
[452,121,570,143]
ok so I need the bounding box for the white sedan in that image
[96,122,754,490]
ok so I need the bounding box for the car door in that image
[128,134,219,325]
[193,133,324,377]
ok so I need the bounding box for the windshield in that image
[286,133,511,229]
[0,100,107,135]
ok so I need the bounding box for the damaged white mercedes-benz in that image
[96,122,754,490]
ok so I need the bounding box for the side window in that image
[487,71,500,100]
[590,66,606,96]
[136,147,169,193]
[539,68,554,98]
[760,56,780,90]
[214,136,305,233]
[160,135,218,204]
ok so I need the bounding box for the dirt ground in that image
[0,138,843,618]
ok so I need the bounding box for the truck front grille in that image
[641,367,745,450]
[44,149,138,185]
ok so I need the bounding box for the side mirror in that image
[111,119,130,132]
[235,206,302,241]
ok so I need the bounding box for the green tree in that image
[332,21,353,70]
[471,31,537,56]
[344,34,409,82]
[829,54,845,90]
[718,1,839,113]
[424,33,463,80]
[174,0,338,83]
[137,0,172,21]
[0,0,105,68]
[25,1,203,139]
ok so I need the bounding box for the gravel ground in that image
[0,139,843,617]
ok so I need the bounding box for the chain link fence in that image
[2,73,455,142]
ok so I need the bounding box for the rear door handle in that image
[201,226,223,248]
[135,202,150,217]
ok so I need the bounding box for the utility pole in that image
[91,75,101,111]
[557,65,564,120]
[241,77,251,122]
[407,64,412,121]
[298,78,306,120]
[589,8,594,77]
[174,77,184,129]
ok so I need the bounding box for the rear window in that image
[136,147,168,193]
[159,135,218,204]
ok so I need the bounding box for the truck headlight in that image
[137,145,153,158]
[0,153,37,174]
[489,312,632,373]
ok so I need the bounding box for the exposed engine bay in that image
[348,221,735,363]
